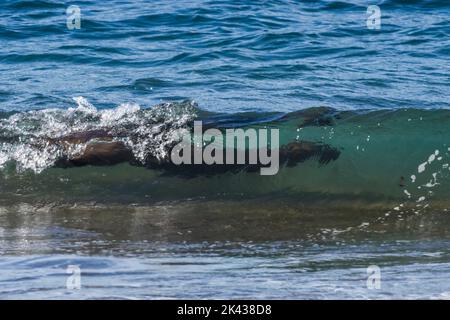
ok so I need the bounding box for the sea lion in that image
[280,141,340,166]
[48,129,132,167]
[278,106,339,128]
[65,141,133,166]
[49,129,340,175]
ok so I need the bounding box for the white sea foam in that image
[0,97,197,172]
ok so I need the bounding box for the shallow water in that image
[1,0,450,299]
[1,201,450,299]
[2,241,450,300]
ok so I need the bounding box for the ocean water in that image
[0,0,450,299]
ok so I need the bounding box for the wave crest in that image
[0,97,197,172]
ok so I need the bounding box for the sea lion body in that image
[50,129,340,175]
[52,130,133,167]
[69,141,133,166]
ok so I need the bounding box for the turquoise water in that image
[0,0,450,299]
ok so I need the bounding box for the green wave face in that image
[272,108,450,205]
[0,105,449,210]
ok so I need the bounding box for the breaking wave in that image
[0,97,197,172]
[0,98,449,212]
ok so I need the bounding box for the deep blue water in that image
[1,0,450,299]
[1,0,449,112]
